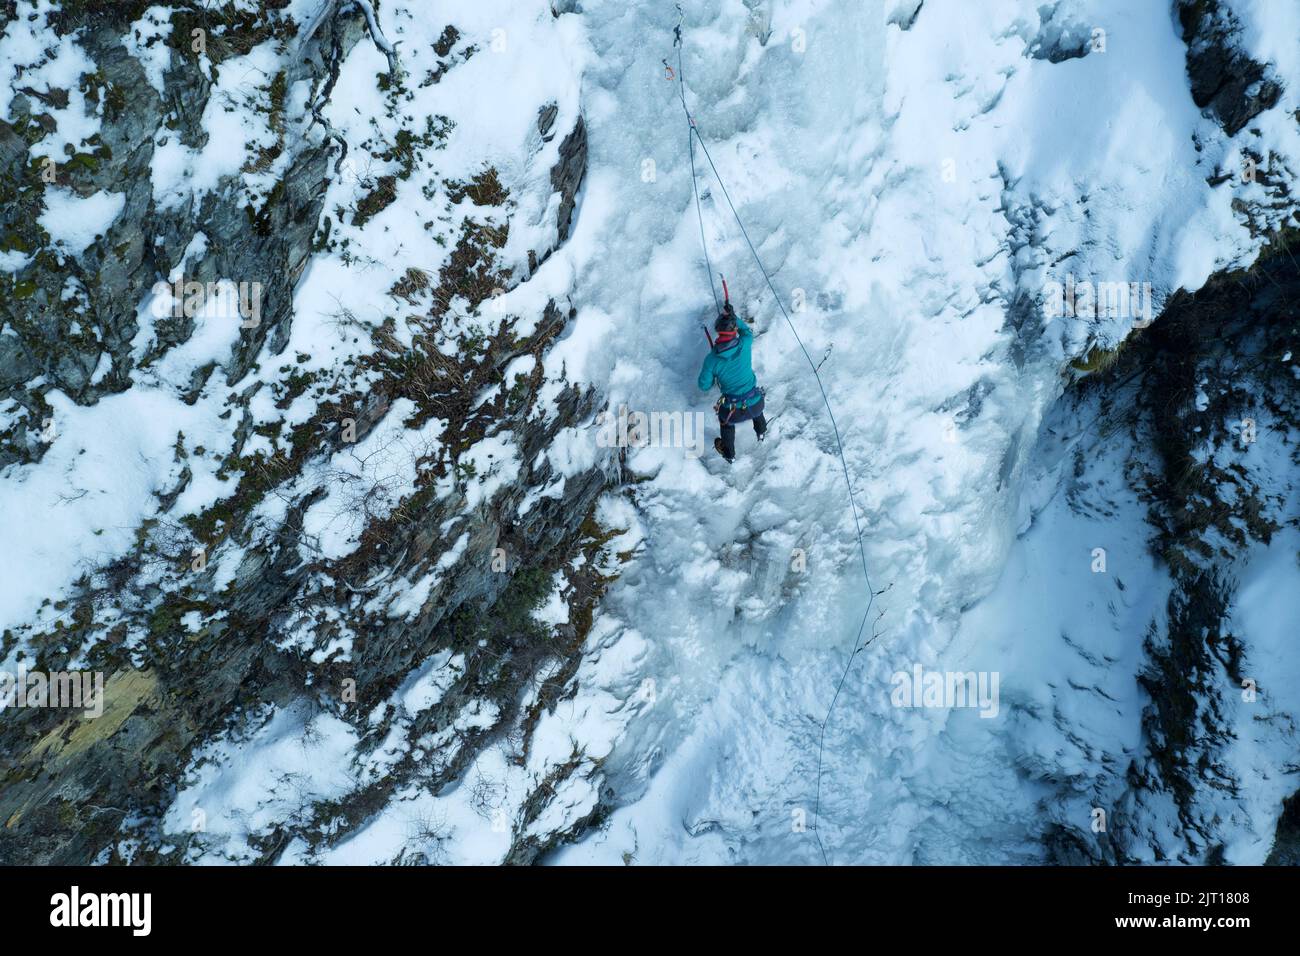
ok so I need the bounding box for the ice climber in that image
[698,300,767,463]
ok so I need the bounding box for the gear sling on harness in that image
[717,385,765,424]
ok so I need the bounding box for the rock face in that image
[1030,230,1300,866]
[1268,792,1300,865]
[1022,3,1300,856]
[0,4,338,465]
[0,3,611,864]
[1178,0,1283,135]
[551,117,586,244]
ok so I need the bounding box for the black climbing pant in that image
[719,414,767,461]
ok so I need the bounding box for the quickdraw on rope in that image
[671,4,885,866]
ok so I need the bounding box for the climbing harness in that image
[717,386,765,425]
[672,5,885,866]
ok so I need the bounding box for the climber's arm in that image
[697,354,716,391]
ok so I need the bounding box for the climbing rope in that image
[672,7,885,866]
[669,25,721,318]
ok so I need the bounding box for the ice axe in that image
[701,275,734,347]
[702,275,734,346]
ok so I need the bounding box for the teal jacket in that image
[698,318,757,397]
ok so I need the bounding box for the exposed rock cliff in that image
[0,1,614,864]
